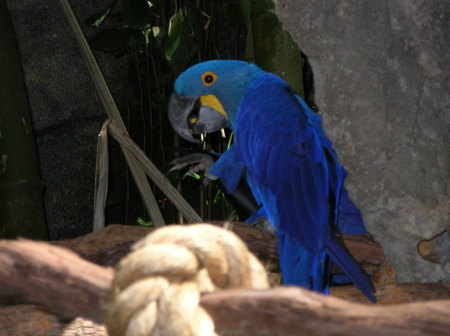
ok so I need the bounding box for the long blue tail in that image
[326,239,377,302]
[246,186,375,301]
[337,187,366,234]
[277,230,332,293]
[277,230,376,302]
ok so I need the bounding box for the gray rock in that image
[6,0,127,239]
[276,0,449,282]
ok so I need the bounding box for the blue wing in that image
[210,102,366,235]
[234,73,375,301]
[296,96,367,235]
[235,73,333,252]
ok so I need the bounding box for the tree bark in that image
[50,222,388,285]
[202,288,450,336]
[0,239,113,322]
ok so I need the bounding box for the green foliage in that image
[87,0,239,225]
[165,5,209,71]
[87,0,211,71]
[87,6,113,28]
[188,173,201,180]
[137,217,154,226]
[240,0,304,96]
[87,0,305,226]
[236,0,254,62]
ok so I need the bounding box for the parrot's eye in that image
[201,72,217,86]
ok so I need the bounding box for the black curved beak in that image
[168,92,228,144]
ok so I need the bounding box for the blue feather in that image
[235,71,375,301]
[209,145,245,194]
[327,240,376,302]
[337,178,367,234]
[173,60,376,302]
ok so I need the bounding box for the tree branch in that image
[0,225,448,335]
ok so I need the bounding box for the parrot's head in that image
[168,60,262,143]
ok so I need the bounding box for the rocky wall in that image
[276,0,449,282]
[5,0,127,239]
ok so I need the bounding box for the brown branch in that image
[0,236,449,335]
[50,223,387,281]
[201,288,450,336]
[0,239,113,322]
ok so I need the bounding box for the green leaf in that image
[137,217,154,227]
[152,26,160,37]
[86,0,119,28]
[89,28,128,53]
[238,0,251,28]
[213,189,223,204]
[164,5,208,71]
[227,132,234,149]
[141,24,152,45]
[189,173,201,180]
[87,8,112,28]
[155,26,167,44]
[250,0,304,96]
[237,0,255,62]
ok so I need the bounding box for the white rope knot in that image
[106,224,269,336]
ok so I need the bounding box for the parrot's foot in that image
[252,216,276,234]
[169,153,214,179]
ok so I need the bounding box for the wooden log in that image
[0,238,449,336]
[50,223,389,285]
[50,223,281,269]
[201,288,450,336]
[0,239,113,322]
[331,282,450,304]
[51,224,152,267]
[0,304,107,336]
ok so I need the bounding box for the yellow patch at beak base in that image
[199,95,228,118]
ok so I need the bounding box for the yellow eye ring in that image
[201,71,218,86]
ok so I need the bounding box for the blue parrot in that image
[168,60,376,302]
